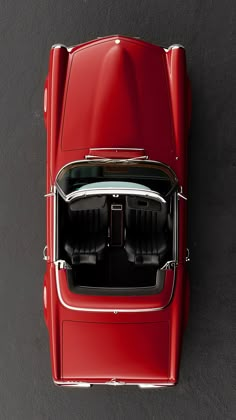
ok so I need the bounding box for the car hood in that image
[61,320,170,381]
[61,37,176,165]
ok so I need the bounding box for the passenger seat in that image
[64,196,108,265]
[124,196,169,266]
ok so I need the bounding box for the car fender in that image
[166,46,188,186]
[47,45,69,175]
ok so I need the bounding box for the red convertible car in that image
[43,35,191,387]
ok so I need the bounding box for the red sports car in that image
[43,35,191,387]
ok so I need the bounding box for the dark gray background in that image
[0,1,235,419]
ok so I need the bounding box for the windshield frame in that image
[55,159,178,201]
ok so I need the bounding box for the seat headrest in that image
[126,196,163,211]
[69,195,107,211]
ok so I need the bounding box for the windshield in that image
[56,160,177,198]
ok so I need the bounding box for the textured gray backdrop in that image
[0,1,235,419]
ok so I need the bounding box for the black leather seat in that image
[124,196,169,266]
[64,196,108,265]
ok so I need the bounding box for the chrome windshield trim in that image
[56,182,67,201]
[66,188,167,204]
[54,260,176,313]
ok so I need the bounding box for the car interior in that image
[57,187,175,291]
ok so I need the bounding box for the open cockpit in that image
[55,160,178,293]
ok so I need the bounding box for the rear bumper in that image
[54,379,176,388]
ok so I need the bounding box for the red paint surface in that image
[44,36,191,385]
[62,320,170,380]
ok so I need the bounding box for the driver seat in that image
[64,196,108,264]
[124,196,169,266]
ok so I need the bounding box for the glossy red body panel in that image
[62,321,170,380]
[43,36,191,386]
[61,40,175,159]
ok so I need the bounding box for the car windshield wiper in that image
[84,155,149,161]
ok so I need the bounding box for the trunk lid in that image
[62,320,170,381]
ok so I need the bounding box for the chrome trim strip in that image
[54,260,176,313]
[167,44,185,50]
[43,286,47,308]
[44,87,47,113]
[85,155,149,160]
[43,245,49,261]
[54,381,91,388]
[138,383,174,388]
[53,186,57,262]
[174,191,178,262]
[161,260,176,270]
[89,148,145,151]
[186,248,190,262]
[51,43,68,50]
[44,192,54,197]
[66,188,166,204]
[55,182,66,201]
[53,380,174,387]
[178,192,187,201]
[105,379,125,385]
